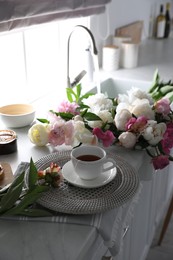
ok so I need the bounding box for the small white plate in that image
[62,160,117,188]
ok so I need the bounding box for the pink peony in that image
[152,155,170,170]
[48,120,74,146]
[48,125,65,146]
[154,98,171,115]
[92,128,115,147]
[57,100,79,115]
[125,116,148,132]
[161,122,173,154]
[64,121,75,145]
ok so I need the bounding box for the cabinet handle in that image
[123,225,129,239]
[102,226,130,259]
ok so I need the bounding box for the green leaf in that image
[151,85,173,102]
[37,118,50,124]
[2,194,41,215]
[10,172,25,190]
[151,91,163,101]
[23,186,49,204]
[84,112,102,121]
[146,148,155,158]
[44,174,53,183]
[66,88,77,102]
[153,69,160,83]
[165,92,173,103]
[148,69,160,93]
[0,158,57,217]
[14,208,53,217]
[78,103,90,109]
[80,92,94,100]
[28,158,38,189]
[51,110,74,120]
[157,142,166,155]
[76,84,82,100]
[7,194,41,214]
[4,186,49,215]
[58,112,74,120]
[80,108,88,117]
[0,177,24,213]
[160,85,173,95]
[137,136,151,149]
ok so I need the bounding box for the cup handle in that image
[102,158,116,172]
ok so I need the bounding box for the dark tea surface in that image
[76,155,101,161]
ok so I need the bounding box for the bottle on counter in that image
[164,2,171,38]
[156,4,166,38]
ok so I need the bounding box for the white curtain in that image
[0,0,111,32]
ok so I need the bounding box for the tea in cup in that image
[71,145,116,180]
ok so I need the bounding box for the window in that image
[0,32,26,106]
[0,17,90,116]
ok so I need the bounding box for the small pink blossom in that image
[125,116,148,132]
[152,155,170,170]
[57,100,79,115]
[154,98,171,115]
[92,128,115,147]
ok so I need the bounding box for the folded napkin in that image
[14,161,30,177]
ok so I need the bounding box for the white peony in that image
[142,120,166,145]
[73,120,97,146]
[28,123,50,146]
[116,102,130,113]
[131,101,155,119]
[84,93,113,113]
[114,109,132,131]
[117,87,154,117]
[118,132,137,148]
[128,87,153,103]
[88,110,113,128]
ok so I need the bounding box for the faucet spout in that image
[71,70,87,88]
[67,25,98,88]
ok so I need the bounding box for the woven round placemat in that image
[34,150,139,215]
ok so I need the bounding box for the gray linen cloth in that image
[0,162,142,257]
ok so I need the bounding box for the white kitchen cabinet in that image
[115,156,173,260]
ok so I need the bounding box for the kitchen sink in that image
[100,78,152,98]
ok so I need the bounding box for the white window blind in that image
[0,0,111,32]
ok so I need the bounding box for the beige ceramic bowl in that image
[0,104,35,128]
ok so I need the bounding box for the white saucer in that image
[62,160,117,188]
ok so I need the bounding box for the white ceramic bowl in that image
[0,104,35,128]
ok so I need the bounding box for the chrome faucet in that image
[67,25,98,88]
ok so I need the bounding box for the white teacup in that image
[71,145,116,180]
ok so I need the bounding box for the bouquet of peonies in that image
[28,71,173,170]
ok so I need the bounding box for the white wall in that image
[90,0,173,64]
